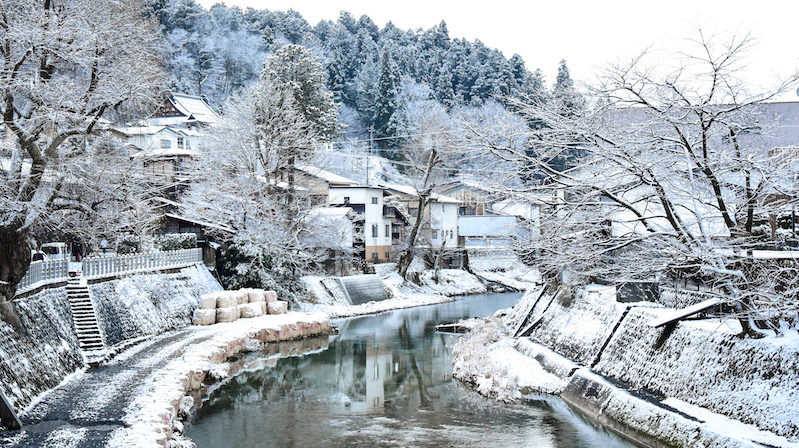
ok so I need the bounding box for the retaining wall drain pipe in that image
[0,386,21,430]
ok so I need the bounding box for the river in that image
[185,292,636,447]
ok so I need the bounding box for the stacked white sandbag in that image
[248,289,268,315]
[192,309,216,326]
[215,291,238,323]
[267,301,288,315]
[193,292,221,325]
[239,302,264,318]
[216,306,238,323]
[263,290,277,303]
[198,293,218,310]
[193,288,287,325]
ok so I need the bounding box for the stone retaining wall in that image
[515,285,799,443]
[0,265,221,414]
[0,287,83,411]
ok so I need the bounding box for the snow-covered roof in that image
[380,183,461,203]
[306,206,354,218]
[133,147,198,159]
[295,164,359,186]
[115,125,170,136]
[141,116,193,127]
[169,93,219,124]
[164,212,235,234]
[492,200,539,219]
[459,215,518,237]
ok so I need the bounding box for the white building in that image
[380,184,460,249]
[328,185,394,263]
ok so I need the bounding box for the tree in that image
[261,44,338,212]
[262,44,339,139]
[0,0,162,319]
[396,104,455,279]
[470,30,799,337]
[373,50,401,157]
[181,84,341,301]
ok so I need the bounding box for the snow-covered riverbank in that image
[453,285,799,448]
[300,268,490,318]
[4,312,330,448]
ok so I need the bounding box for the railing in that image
[16,259,69,295]
[15,248,203,295]
[82,248,202,280]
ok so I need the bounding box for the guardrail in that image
[82,248,202,280]
[16,259,69,296]
[15,248,203,295]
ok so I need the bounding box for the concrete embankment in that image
[0,265,221,414]
[502,285,799,448]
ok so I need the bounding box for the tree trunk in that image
[397,147,438,280]
[0,223,30,329]
[397,195,429,280]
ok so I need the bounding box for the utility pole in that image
[366,127,373,186]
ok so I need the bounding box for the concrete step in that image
[66,286,107,355]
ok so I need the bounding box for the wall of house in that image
[430,202,459,247]
[330,187,392,255]
[0,265,221,413]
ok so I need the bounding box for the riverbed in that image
[185,292,636,447]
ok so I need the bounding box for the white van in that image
[39,242,70,261]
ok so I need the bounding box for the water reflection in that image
[186,293,636,448]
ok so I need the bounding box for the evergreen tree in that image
[262,44,339,140]
[372,50,401,157]
[552,59,583,116]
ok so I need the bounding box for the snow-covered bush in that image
[156,233,197,252]
[218,241,308,305]
[117,235,141,254]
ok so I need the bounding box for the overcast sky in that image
[198,0,799,98]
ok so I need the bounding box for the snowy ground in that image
[468,249,540,292]
[1,312,329,448]
[451,318,565,402]
[299,268,489,318]
[453,283,799,448]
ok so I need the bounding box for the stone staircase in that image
[66,279,106,363]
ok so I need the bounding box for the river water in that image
[185,292,636,447]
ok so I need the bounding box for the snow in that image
[294,163,359,186]
[663,397,799,448]
[451,318,565,402]
[106,312,330,448]
[300,268,488,318]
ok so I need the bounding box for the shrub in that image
[156,233,197,251]
[117,235,141,254]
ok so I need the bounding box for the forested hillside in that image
[141,0,577,153]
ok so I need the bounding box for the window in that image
[160,139,171,149]
[410,208,419,216]
[343,196,350,203]
[185,139,191,149]
[385,251,390,259]
[372,224,378,237]
[385,225,390,236]
[177,137,184,149]
[432,229,438,239]
[371,197,378,204]
[371,252,378,260]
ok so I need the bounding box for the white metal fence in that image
[16,259,69,295]
[15,248,203,295]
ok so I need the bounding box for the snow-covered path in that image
[3,327,217,448]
